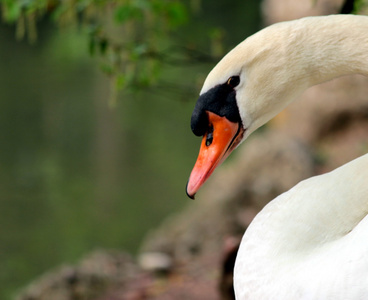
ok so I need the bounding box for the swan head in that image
[186,22,307,199]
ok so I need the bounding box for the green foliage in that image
[0,0,191,100]
[2,0,368,101]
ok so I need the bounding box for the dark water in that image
[0,25,199,299]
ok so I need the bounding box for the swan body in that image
[186,15,368,299]
[235,154,368,299]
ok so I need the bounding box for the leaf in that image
[114,5,142,24]
[2,1,22,22]
[16,12,26,40]
[133,0,151,10]
[88,36,96,56]
[166,2,188,27]
[100,63,114,75]
[99,38,108,55]
[115,73,126,90]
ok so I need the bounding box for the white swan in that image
[186,15,368,299]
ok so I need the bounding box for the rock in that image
[138,252,173,274]
[16,250,143,300]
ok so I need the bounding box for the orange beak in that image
[186,111,244,199]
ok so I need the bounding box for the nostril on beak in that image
[206,133,213,146]
[205,126,214,147]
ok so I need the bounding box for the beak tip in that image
[188,194,195,200]
[186,181,196,200]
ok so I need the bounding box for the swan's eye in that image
[227,76,240,88]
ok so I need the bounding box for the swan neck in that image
[302,19,368,85]
[242,15,368,132]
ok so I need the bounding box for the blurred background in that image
[0,1,262,299]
